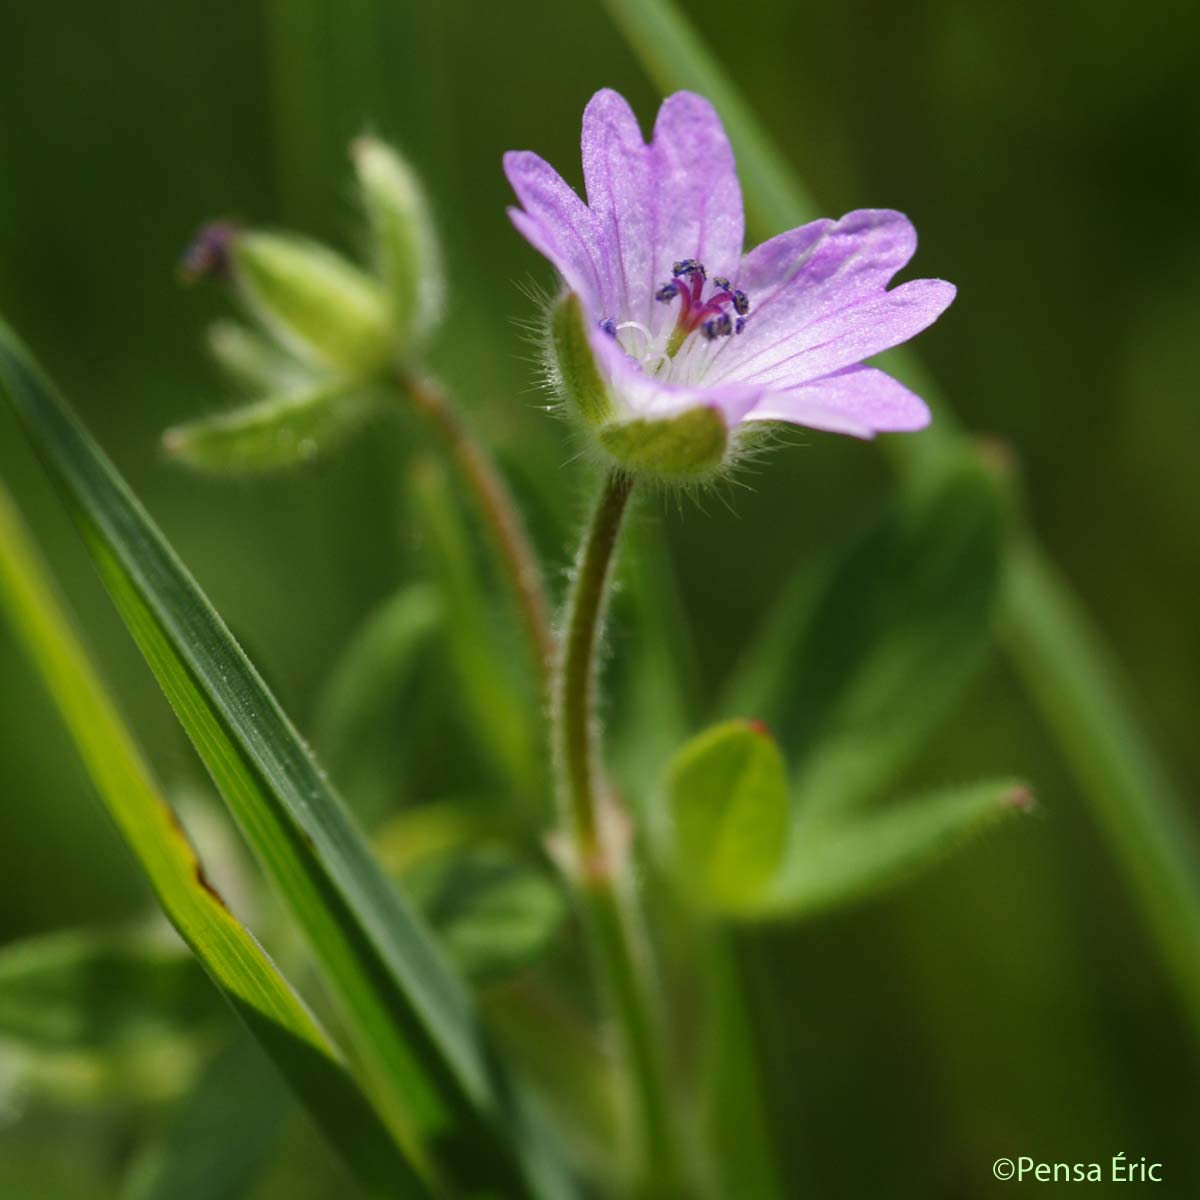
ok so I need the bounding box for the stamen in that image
[651,258,753,357]
[701,313,733,340]
[599,317,617,336]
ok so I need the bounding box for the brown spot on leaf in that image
[194,862,229,910]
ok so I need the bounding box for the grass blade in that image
[0,318,566,1198]
[600,0,1200,1043]
[0,478,424,1196]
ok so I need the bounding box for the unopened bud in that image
[352,137,443,352]
[230,230,392,375]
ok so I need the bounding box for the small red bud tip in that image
[1005,786,1035,811]
[179,219,240,284]
[747,718,772,737]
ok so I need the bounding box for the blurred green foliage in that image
[1,1,1197,1196]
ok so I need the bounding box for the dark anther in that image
[702,312,733,340]
[713,276,731,291]
[656,282,680,302]
[735,317,747,335]
[672,259,706,280]
[732,290,750,315]
[600,317,617,336]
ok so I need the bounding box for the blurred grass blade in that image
[604,0,1200,1040]
[0,319,567,1199]
[314,583,441,826]
[1003,546,1200,1042]
[123,1035,288,1200]
[600,0,819,236]
[409,455,543,807]
[758,779,1032,920]
[0,930,217,1051]
[696,935,783,1200]
[0,477,425,1196]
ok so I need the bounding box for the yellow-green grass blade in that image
[0,318,567,1199]
[601,0,1200,1047]
[0,478,425,1198]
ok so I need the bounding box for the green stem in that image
[554,470,681,1194]
[401,372,555,701]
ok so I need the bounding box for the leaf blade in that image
[0,477,425,1196]
[758,779,1033,920]
[0,318,564,1198]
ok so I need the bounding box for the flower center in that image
[655,260,750,358]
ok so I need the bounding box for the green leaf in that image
[313,583,441,826]
[162,382,383,475]
[0,930,217,1052]
[667,720,789,913]
[757,779,1033,920]
[0,477,424,1196]
[725,455,1004,819]
[408,455,543,809]
[122,1035,288,1200]
[405,845,567,985]
[0,319,568,1200]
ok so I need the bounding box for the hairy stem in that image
[554,470,681,1194]
[400,373,555,698]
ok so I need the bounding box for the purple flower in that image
[504,89,954,442]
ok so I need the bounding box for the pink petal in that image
[651,93,744,292]
[744,365,932,438]
[713,209,920,380]
[581,89,657,327]
[503,150,613,315]
[588,323,763,426]
[718,278,956,387]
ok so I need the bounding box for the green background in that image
[1,1,1197,1195]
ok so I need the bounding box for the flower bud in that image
[549,292,730,481]
[230,230,392,375]
[352,137,443,352]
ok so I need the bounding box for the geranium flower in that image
[504,88,954,470]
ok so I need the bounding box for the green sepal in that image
[549,292,612,427]
[666,719,789,913]
[206,319,308,393]
[599,405,728,480]
[353,136,442,352]
[232,231,392,374]
[162,383,382,475]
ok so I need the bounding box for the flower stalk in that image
[400,372,555,699]
[553,469,682,1194]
